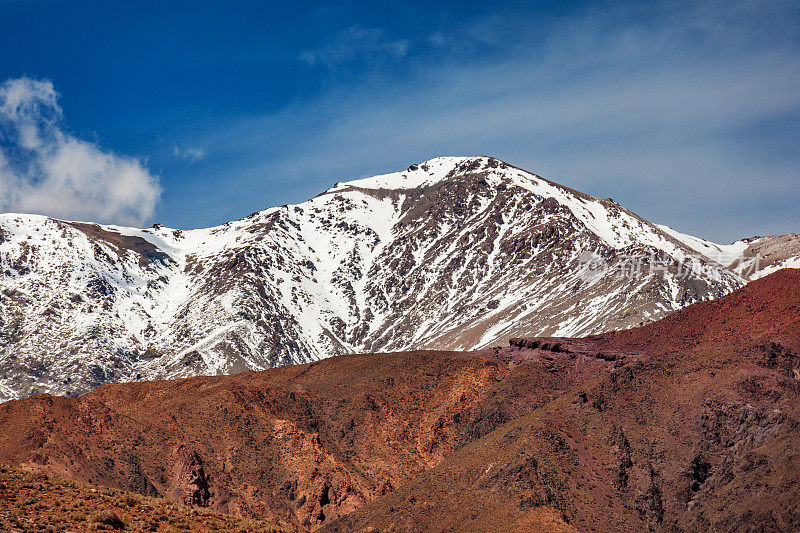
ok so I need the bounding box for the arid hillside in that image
[329,269,800,531]
[1,269,798,531]
[0,465,288,532]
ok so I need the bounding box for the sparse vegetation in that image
[0,466,292,532]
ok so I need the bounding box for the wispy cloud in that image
[178,0,798,242]
[173,145,206,163]
[0,77,160,226]
[300,26,409,70]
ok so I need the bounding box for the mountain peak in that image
[327,155,512,193]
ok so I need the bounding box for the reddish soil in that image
[1,269,799,531]
[0,348,610,530]
[328,269,800,531]
[0,464,288,532]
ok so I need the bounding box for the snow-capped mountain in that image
[0,156,791,401]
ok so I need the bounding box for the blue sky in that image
[0,0,798,242]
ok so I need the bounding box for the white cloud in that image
[0,77,160,226]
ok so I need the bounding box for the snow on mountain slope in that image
[659,225,800,279]
[0,156,772,401]
[738,233,800,279]
[657,225,749,265]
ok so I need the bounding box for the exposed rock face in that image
[1,156,792,401]
[171,446,213,507]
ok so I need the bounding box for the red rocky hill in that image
[1,270,799,531]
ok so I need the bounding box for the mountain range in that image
[1,156,799,401]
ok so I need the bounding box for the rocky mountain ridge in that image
[1,156,796,400]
